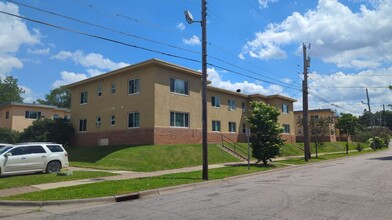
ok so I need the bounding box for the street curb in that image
[0,149,386,207]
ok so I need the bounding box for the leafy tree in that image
[336,113,360,154]
[19,118,75,146]
[36,86,71,108]
[0,128,20,144]
[0,76,24,104]
[246,101,284,165]
[309,116,334,158]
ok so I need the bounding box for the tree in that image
[0,128,20,144]
[336,113,360,154]
[19,118,75,146]
[36,86,71,108]
[246,101,284,165]
[0,76,24,105]
[309,116,334,158]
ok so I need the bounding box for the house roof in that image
[0,102,70,112]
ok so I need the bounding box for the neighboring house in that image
[67,59,296,146]
[294,108,344,142]
[0,102,71,132]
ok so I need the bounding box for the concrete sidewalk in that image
[0,149,365,198]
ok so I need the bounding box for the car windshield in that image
[0,146,13,155]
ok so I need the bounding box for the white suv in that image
[0,142,69,176]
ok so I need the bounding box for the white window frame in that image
[110,115,116,126]
[79,119,87,132]
[212,120,221,132]
[282,104,289,114]
[229,122,236,133]
[25,111,41,119]
[228,100,236,111]
[128,78,140,95]
[80,91,88,104]
[128,112,140,128]
[170,112,189,128]
[283,124,290,133]
[170,78,189,95]
[96,116,101,127]
[111,83,116,94]
[211,96,220,108]
[97,86,102,97]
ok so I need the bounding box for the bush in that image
[0,128,20,144]
[356,143,363,152]
[369,136,386,150]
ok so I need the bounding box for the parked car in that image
[0,142,69,176]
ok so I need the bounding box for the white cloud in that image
[27,48,50,55]
[52,71,88,88]
[183,35,201,46]
[86,68,104,77]
[0,2,40,77]
[207,68,284,95]
[241,0,392,69]
[258,0,278,9]
[52,50,129,70]
[176,22,185,31]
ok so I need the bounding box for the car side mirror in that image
[4,153,12,157]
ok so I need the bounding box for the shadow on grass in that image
[66,145,147,163]
[224,163,276,168]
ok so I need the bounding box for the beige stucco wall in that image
[265,97,296,136]
[294,109,336,136]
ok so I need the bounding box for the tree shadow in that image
[368,156,392,161]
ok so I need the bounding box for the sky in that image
[1,0,392,116]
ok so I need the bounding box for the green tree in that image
[246,101,284,165]
[0,128,20,144]
[0,76,25,104]
[336,113,360,154]
[19,118,75,146]
[36,86,71,108]
[309,116,334,158]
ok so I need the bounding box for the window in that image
[25,111,41,119]
[110,115,116,126]
[242,102,246,112]
[170,78,189,95]
[97,86,102,96]
[170,112,189,127]
[53,114,59,119]
[128,78,140,94]
[298,129,302,135]
[212,120,221,132]
[96,116,101,127]
[10,147,27,156]
[80,91,88,104]
[242,123,246,134]
[211,96,220,107]
[282,104,289,114]
[228,100,236,111]
[128,112,140,128]
[283,124,290,133]
[79,119,87,132]
[27,146,46,154]
[229,122,236,133]
[5,111,9,119]
[111,83,116,94]
[311,115,320,120]
[47,145,64,152]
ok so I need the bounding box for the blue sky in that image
[1,0,391,115]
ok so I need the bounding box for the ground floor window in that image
[229,122,236,133]
[283,124,290,133]
[110,115,116,126]
[170,112,189,127]
[79,119,87,132]
[128,112,140,128]
[212,120,221,132]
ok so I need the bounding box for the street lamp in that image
[184,0,208,180]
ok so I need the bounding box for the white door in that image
[25,146,48,170]
[3,147,28,173]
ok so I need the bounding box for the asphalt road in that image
[4,148,392,220]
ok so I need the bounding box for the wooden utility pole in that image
[365,88,376,150]
[302,43,311,161]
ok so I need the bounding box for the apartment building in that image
[0,102,70,132]
[67,59,296,146]
[294,108,343,142]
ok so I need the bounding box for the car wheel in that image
[46,161,61,173]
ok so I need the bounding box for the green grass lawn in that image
[67,144,240,172]
[279,142,363,157]
[4,164,286,201]
[0,171,117,190]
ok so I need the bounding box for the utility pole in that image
[201,0,208,180]
[302,43,311,161]
[365,88,376,150]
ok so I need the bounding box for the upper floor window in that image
[110,115,116,126]
[25,111,41,119]
[212,120,221,132]
[242,102,246,112]
[80,91,88,104]
[228,100,236,111]
[170,112,189,127]
[79,119,87,132]
[53,114,59,119]
[128,112,140,128]
[111,83,116,94]
[97,86,102,96]
[128,78,140,94]
[170,78,189,95]
[282,104,289,114]
[311,115,320,120]
[96,116,101,127]
[211,96,220,108]
[229,122,236,133]
[242,123,246,134]
[283,124,290,133]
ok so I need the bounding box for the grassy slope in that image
[67,144,240,172]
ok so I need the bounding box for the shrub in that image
[369,136,386,150]
[0,128,20,144]
[356,143,363,152]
